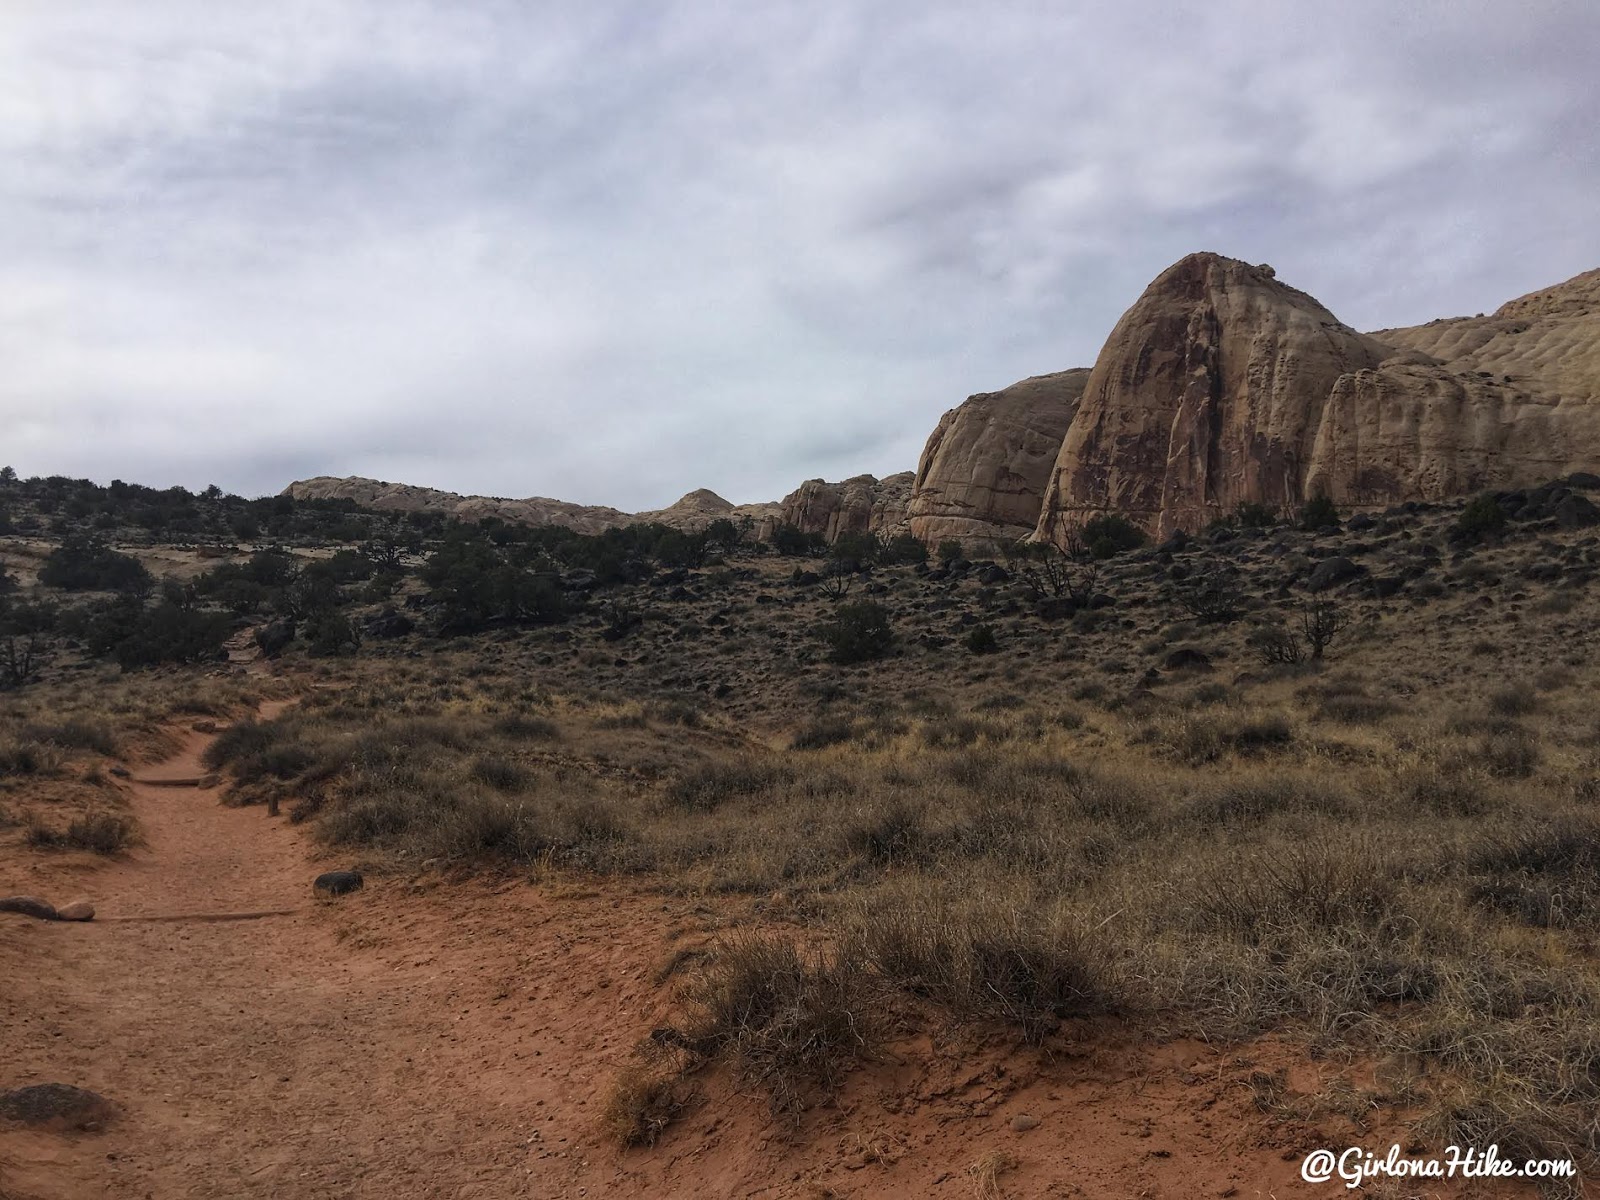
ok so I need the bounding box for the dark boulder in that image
[363,608,414,639]
[313,870,364,899]
[254,620,295,659]
[1307,556,1364,591]
[1162,647,1212,671]
[0,1084,116,1132]
[0,896,58,920]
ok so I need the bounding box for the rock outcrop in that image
[283,478,780,535]
[287,258,1600,549]
[1373,266,1600,406]
[1035,254,1391,542]
[773,473,915,541]
[1034,253,1600,542]
[908,369,1089,547]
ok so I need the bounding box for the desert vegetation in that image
[10,466,1600,1178]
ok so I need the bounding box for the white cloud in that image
[0,0,1596,505]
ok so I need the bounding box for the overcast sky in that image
[3,1,1597,508]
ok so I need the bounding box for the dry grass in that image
[967,1149,1020,1199]
[42,499,1600,1167]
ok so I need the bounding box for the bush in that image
[829,531,879,566]
[936,539,964,564]
[678,936,878,1115]
[1299,494,1340,530]
[26,810,135,854]
[107,599,231,669]
[38,534,151,593]
[790,716,857,751]
[965,625,999,655]
[769,523,822,557]
[1456,493,1507,541]
[817,601,893,664]
[1236,500,1278,528]
[666,759,792,813]
[1081,514,1146,559]
[880,534,928,565]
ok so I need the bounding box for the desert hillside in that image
[5,468,1600,1196]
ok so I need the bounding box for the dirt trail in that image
[0,715,1553,1199]
[1,710,679,1199]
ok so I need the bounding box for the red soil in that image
[0,720,1563,1198]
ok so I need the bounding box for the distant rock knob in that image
[314,870,364,899]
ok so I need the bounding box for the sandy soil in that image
[0,717,1559,1198]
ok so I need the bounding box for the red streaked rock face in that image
[1033,253,1600,542]
[1035,253,1388,541]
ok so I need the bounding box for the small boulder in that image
[363,608,415,639]
[55,900,95,922]
[254,620,296,659]
[0,1083,116,1132]
[1307,556,1363,591]
[1010,1114,1040,1133]
[191,719,218,735]
[314,870,364,899]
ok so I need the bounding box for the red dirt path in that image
[0,718,1557,1198]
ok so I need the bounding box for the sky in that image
[3,1,1598,509]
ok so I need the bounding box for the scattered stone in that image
[1307,556,1363,591]
[254,619,296,659]
[1010,1114,1040,1133]
[109,766,131,779]
[314,870,364,899]
[0,1084,117,1132]
[191,719,218,734]
[55,900,95,922]
[364,608,415,639]
[1,896,59,920]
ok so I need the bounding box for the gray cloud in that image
[2,0,1597,507]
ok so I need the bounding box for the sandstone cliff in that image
[772,473,915,542]
[907,369,1089,547]
[1034,253,1600,542]
[283,477,779,535]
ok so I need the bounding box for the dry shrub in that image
[849,882,1114,1042]
[26,810,135,854]
[666,758,792,813]
[790,716,857,751]
[677,935,878,1116]
[1144,710,1293,765]
[599,1061,698,1148]
[968,1149,1020,1199]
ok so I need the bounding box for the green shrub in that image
[817,601,893,664]
[880,534,928,565]
[1457,493,1507,541]
[38,534,151,593]
[1081,514,1146,559]
[1299,494,1340,530]
[965,625,1000,655]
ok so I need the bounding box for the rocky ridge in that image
[287,255,1600,545]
